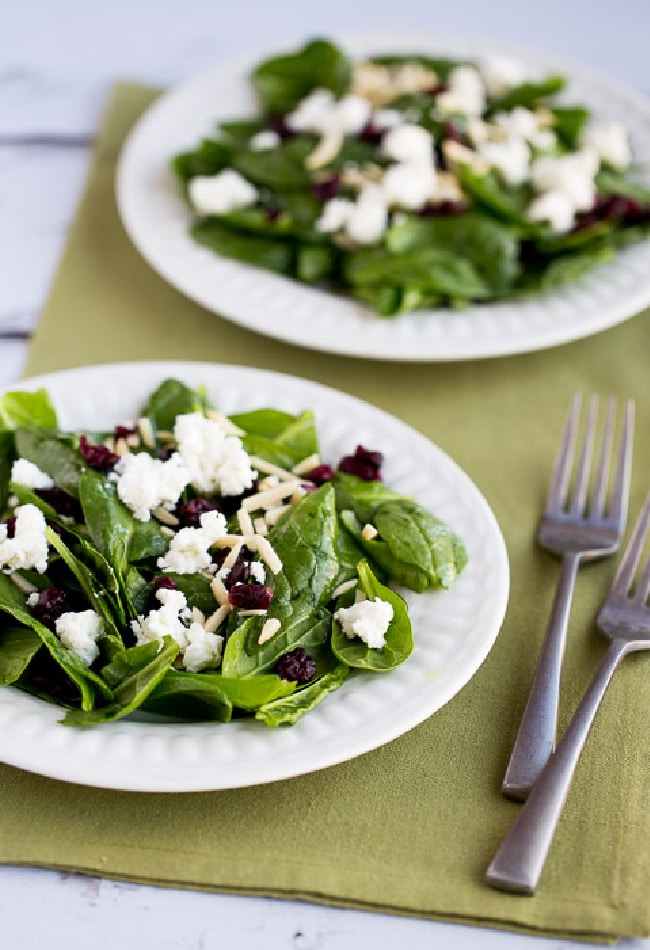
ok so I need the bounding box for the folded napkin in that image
[1,82,649,942]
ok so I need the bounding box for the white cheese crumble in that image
[580,121,631,169]
[335,597,394,650]
[55,609,102,667]
[530,149,599,212]
[249,129,281,150]
[492,107,556,150]
[0,504,49,574]
[249,561,266,584]
[112,451,190,522]
[526,189,576,233]
[157,509,228,574]
[479,55,526,98]
[10,458,54,490]
[381,123,433,164]
[188,169,258,215]
[345,185,389,244]
[436,65,486,117]
[477,137,531,185]
[381,161,437,209]
[174,412,256,497]
[182,622,224,672]
[131,586,223,671]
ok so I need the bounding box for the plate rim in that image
[0,360,509,791]
[116,34,650,362]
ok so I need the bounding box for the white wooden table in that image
[1,1,649,946]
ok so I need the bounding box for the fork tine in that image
[568,395,598,515]
[546,393,581,513]
[606,399,635,527]
[588,398,615,519]
[609,491,650,600]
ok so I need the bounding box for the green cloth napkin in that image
[2,82,649,942]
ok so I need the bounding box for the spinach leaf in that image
[171,137,237,185]
[235,408,319,466]
[232,138,314,190]
[333,472,467,591]
[14,428,84,497]
[252,38,351,115]
[331,560,413,671]
[0,430,15,512]
[192,218,296,275]
[64,637,178,725]
[486,75,566,113]
[0,389,57,430]
[140,378,210,431]
[0,625,42,686]
[596,167,650,204]
[255,663,348,727]
[143,669,296,721]
[551,106,590,149]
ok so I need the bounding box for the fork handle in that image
[486,638,628,894]
[502,551,581,800]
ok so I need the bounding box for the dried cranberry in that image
[23,649,79,704]
[154,575,178,592]
[228,583,274,610]
[268,115,295,141]
[1,517,16,538]
[114,425,137,440]
[359,122,385,145]
[176,497,221,529]
[313,173,342,203]
[31,586,74,629]
[418,199,465,217]
[35,487,82,521]
[304,464,335,486]
[442,119,463,143]
[275,647,317,683]
[225,546,253,588]
[338,445,383,481]
[264,204,282,223]
[79,435,120,471]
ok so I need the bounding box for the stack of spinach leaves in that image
[171,38,650,316]
[0,378,466,727]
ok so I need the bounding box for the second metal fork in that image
[502,394,634,800]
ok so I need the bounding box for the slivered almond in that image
[204,604,230,633]
[242,480,301,511]
[205,409,246,436]
[152,505,180,527]
[138,416,156,448]
[258,617,281,644]
[210,575,230,607]
[291,453,321,475]
[252,535,283,574]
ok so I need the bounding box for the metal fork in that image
[486,491,650,894]
[502,394,634,800]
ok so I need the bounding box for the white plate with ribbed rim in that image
[116,35,650,361]
[0,361,508,791]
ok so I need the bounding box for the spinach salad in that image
[0,378,467,727]
[171,39,650,317]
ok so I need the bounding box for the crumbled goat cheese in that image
[372,108,404,130]
[249,561,266,584]
[0,504,49,574]
[249,129,281,150]
[478,137,531,185]
[287,89,371,136]
[286,88,336,131]
[580,121,631,169]
[345,185,389,244]
[381,123,433,164]
[157,509,228,575]
[315,197,356,233]
[174,412,256,497]
[530,150,598,212]
[188,169,258,215]
[131,586,191,650]
[526,189,576,233]
[381,161,437,209]
[10,458,54,490]
[479,55,526,98]
[182,622,224,672]
[436,65,486,117]
[335,597,394,650]
[492,107,556,150]
[113,451,189,522]
[55,609,102,667]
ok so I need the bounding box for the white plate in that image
[0,362,508,791]
[116,36,650,361]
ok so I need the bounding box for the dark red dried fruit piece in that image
[304,464,335,486]
[154,575,178,592]
[114,425,138,440]
[268,115,296,141]
[418,199,465,217]
[79,435,120,471]
[228,583,274,610]
[31,586,74,629]
[359,122,385,145]
[176,497,221,529]
[313,172,342,202]
[35,487,82,521]
[338,445,383,481]
[1,517,16,538]
[225,546,254,588]
[275,647,317,683]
